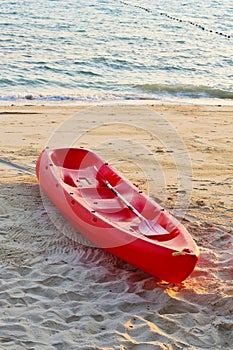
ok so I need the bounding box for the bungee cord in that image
[117,0,231,39]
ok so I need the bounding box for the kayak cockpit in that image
[51,148,179,241]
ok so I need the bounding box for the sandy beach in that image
[0,102,232,349]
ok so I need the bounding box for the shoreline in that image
[1,96,233,108]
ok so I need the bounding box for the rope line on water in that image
[117,0,231,39]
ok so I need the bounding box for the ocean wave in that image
[134,83,233,100]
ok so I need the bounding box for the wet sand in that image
[0,103,232,349]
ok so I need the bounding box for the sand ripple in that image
[0,182,232,349]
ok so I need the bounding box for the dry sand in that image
[0,103,232,349]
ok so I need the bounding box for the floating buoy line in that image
[117,0,231,39]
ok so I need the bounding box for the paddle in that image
[94,166,169,237]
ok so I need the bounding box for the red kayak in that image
[36,147,199,283]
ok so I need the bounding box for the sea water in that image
[0,0,232,104]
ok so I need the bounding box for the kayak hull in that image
[36,147,199,283]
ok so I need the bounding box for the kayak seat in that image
[90,198,137,221]
[61,170,78,187]
[60,167,97,188]
[91,198,123,212]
